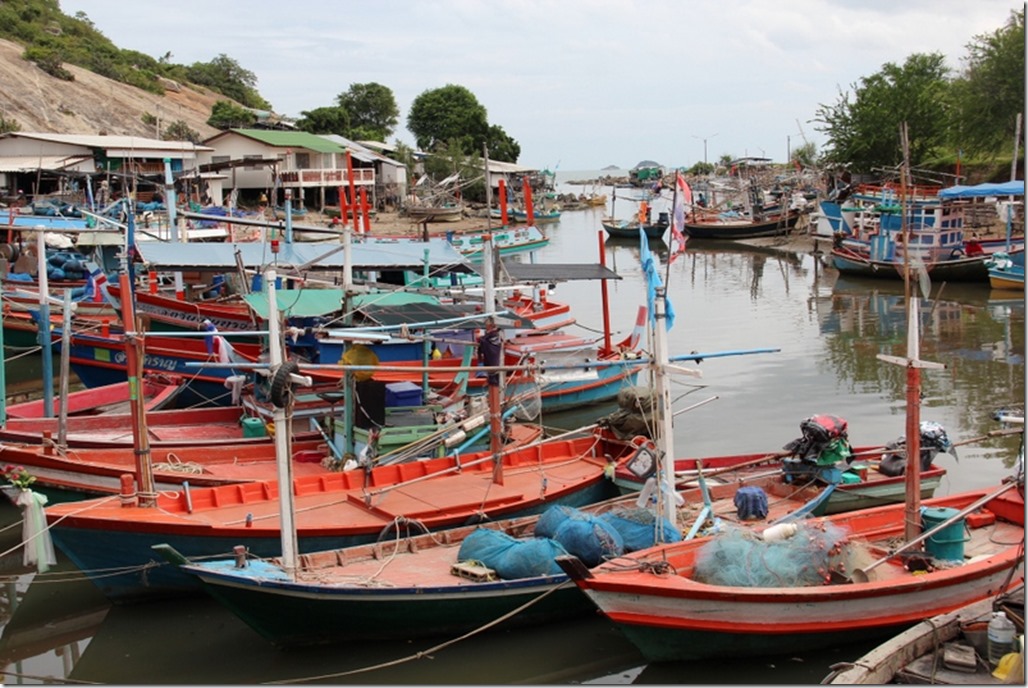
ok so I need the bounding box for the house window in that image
[244,155,262,171]
[295,152,311,169]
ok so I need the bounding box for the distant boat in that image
[986,251,1025,290]
[682,207,803,240]
[406,204,464,223]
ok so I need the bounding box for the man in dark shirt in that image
[477,316,502,386]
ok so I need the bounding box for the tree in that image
[790,141,818,169]
[337,82,398,141]
[162,120,201,143]
[207,100,257,130]
[186,54,270,110]
[484,124,520,163]
[296,106,350,135]
[814,53,951,172]
[950,8,1025,157]
[407,84,489,154]
[0,113,20,134]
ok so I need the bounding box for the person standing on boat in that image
[477,317,503,387]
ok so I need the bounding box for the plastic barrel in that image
[922,506,969,561]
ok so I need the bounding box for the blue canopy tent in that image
[938,180,1024,199]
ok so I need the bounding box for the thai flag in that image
[203,319,235,364]
[669,172,690,263]
[88,266,108,303]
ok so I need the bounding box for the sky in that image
[59,0,1022,171]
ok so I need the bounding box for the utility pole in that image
[692,132,718,167]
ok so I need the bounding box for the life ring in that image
[269,360,300,408]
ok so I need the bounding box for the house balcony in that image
[279,168,375,187]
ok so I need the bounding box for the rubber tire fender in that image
[269,360,300,408]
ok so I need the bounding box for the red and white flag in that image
[669,172,691,262]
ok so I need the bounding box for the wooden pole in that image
[345,152,359,235]
[498,179,509,226]
[522,176,535,226]
[119,271,155,507]
[598,231,611,353]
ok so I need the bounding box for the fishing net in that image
[693,522,860,588]
[507,381,541,421]
[456,528,567,579]
[595,385,660,440]
[533,505,624,566]
[600,506,681,551]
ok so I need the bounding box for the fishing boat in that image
[557,158,1027,663]
[4,375,183,419]
[823,583,1025,684]
[681,206,803,240]
[405,203,464,223]
[601,217,668,240]
[444,225,549,260]
[154,490,664,647]
[0,435,334,501]
[610,442,949,517]
[40,425,630,603]
[60,328,263,408]
[558,481,1025,662]
[986,251,1025,290]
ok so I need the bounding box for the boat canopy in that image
[242,289,440,320]
[938,181,1024,199]
[133,239,474,273]
[500,259,621,282]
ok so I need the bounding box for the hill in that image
[0,37,222,140]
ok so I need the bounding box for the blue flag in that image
[639,228,675,330]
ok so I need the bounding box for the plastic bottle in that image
[987,611,1016,667]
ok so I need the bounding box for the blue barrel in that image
[922,507,969,561]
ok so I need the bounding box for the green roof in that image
[232,129,346,154]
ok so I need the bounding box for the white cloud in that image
[61,0,1020,169]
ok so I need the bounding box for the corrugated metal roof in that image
[0,155,92,172]
[6,132,212,152]
[500,259,621,282]
[133,238,474,273]
[230,129,346,154]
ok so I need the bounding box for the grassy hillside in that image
[0,0,269,107]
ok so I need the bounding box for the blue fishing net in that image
[600,506,681,551]
[456,528,567,579]
[534,505,580,539]
[552,514,624,567]
[693,522,852,588]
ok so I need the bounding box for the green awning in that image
[243,289,439,319]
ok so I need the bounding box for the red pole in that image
[338,185,348,223]
[345,152,359,234]
[498,179,509,226]
[598,231,611,353]
[118,272,155,507]
[522,177,535,226]
[359,187,371,234]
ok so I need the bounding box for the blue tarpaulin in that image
[938,180,1024,199]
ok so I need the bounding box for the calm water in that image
[0,170,1022,684]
